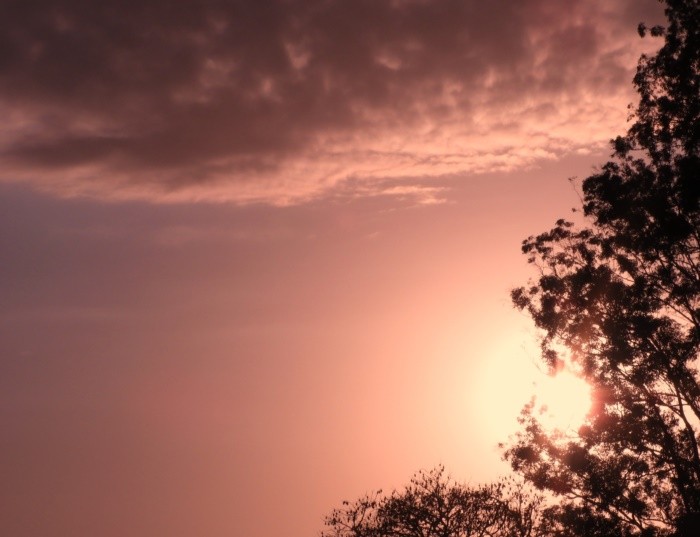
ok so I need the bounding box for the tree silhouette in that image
[322,467,550,537]
[505,1,700,536]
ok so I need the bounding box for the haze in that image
[0,1,664,536]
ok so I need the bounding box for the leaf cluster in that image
[322,467,551,537]
[506,2,700,536]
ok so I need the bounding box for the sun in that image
[533,369,592,432]
[469,335,594,447]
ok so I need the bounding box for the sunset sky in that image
[0,1,665,536]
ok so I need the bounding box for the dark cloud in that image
[0,0,664,203]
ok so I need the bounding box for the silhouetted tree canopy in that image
[506,1,700,536]
[322,467,550,537]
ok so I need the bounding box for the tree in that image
[322,466,550,537]
[505,1,700,536]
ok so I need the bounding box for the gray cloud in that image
[0,0,664,203]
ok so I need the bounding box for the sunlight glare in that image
[534,370,592,432]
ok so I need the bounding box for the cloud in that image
[0,0,663,204]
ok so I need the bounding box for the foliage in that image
[322,466,550,537]
[505,1,700,536]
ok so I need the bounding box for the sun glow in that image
[533,370,592,432]
[470,333,595,454]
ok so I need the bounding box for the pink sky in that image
[0,1,665,536]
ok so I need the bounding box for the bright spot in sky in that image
[469,330,594,459]
[534,370,592,432]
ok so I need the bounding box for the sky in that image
[0,1,665,536]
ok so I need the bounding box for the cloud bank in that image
[0,0,663,203]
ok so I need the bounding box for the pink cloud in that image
[0,0,664,204]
